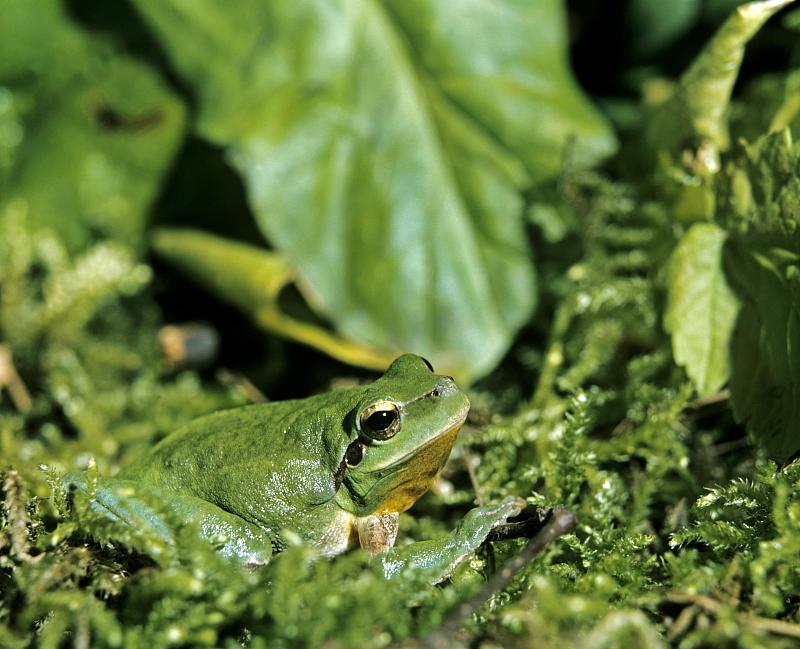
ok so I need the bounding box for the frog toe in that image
[458,496,527,544]
[495,496,527,523]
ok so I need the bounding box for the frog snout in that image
[432,376,456,397]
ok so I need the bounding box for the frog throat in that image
[367,421,462,516]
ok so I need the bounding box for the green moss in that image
[2,2,800,647]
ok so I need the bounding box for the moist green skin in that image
[68,354,523,581]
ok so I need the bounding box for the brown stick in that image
[422,507,577,649]
[665,592,800,640]
[0,344,33,413]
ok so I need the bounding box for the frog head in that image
[333,354,469,517]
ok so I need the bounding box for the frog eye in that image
[359,400,401,441]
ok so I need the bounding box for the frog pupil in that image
[365,410,396,431]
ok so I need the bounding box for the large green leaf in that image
[665,223,740,396]
[0,0,186,252]
[377,0,617,179]
[131,0,616,381]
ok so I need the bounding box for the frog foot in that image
[486,504,554,543]
[379,496,527,582]
[356,513,400,556]
[454,496,527,551]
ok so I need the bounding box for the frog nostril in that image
[432,377,455,397]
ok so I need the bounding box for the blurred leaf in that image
[0,0,186,251]
[718,130,800,459]
[787,4,800,28]
[645,0,793,164]
[131,0,617,381]
[725,244,800,459]
[665,223,740,395]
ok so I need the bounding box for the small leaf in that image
[665,223,740,395]
[151,228,397,371]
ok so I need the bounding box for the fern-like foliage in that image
[0,214,243,493]
[669,461,800,617]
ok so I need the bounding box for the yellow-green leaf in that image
[665,223,740,395]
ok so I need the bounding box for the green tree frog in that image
[68,354,522,581]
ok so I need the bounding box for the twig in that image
[158,323,219,369]
[422,507,577,649]
[461,448,484,507]
[711,437,751,456]
[530,301,573,410]
[687,389,730,411]
[0,344,33,413]
[665,592,800,640]
[2,468,33,561]
[216,368,267,403]
[667,604,699,642]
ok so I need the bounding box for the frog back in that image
[120,393,352,536]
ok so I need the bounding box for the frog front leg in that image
[376,496,525,582]
[66,475,273,566]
